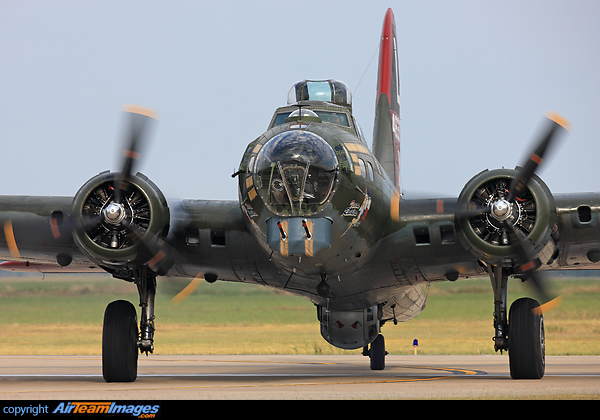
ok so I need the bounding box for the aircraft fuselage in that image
[238,100,394,282]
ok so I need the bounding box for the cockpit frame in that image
[268,103,367,144]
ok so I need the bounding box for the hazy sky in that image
[1,1,599,201]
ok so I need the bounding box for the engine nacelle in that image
[456,168,557,268]
[72,171,170,270]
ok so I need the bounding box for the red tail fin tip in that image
[373,8,401,189]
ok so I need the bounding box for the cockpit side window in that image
[352,116,367,143]
[272,113,289,127]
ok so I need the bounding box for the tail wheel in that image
[508,297,545,379]
[369,334,386,370]
[102,300,139,382]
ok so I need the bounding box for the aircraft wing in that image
[386,192,600,284]
[551,192,600,268]
[0,195,98,271]
[0,195,285,288]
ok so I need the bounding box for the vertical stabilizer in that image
[373,8,401,189]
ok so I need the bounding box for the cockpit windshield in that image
[272,109,350,128]
[254,131,339,216]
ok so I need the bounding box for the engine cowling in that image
[456,168,557,268]
[71,171,170,270]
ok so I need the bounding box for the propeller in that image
[97,104,177,272]
[51,105,159,242]
[503,112,569,313]
[51,105,167,256]
[441,112,570,313]
[42,105,207,304]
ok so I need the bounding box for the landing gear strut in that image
[135,266,157,355]
[102,266,157,382]
[489,265,509,353]
[488,265,545,379]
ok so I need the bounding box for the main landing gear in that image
[489,266,545,379]
[102,267,156,382]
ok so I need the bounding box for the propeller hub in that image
[103,203,126,225]
[491,199,512,222]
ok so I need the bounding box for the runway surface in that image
[0,355,598,399]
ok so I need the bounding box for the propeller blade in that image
[170,275,204,305]
[4,220,21,258]
[507,111,570,202]
[122,221,174,276]
[51,213,104,239]
[114,105,159,203]
[503,220,561,313]
[436,199,491,219]
[531,295,563,315]
[120,104,158,177]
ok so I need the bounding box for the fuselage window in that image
[247,155,256,174]
[366,161,374,181]
[358,158,367,178]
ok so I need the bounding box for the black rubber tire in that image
[508,297,545,379]
[102,300,139,382]
[370,334,386,370]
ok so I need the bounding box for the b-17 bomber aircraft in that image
[0,8,591,382]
